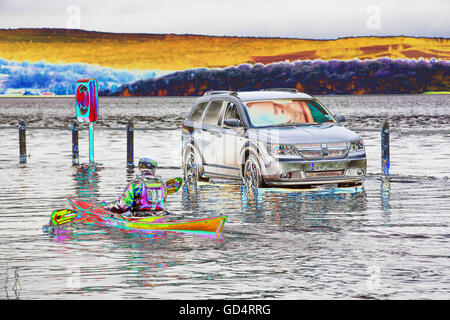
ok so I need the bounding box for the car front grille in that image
[296,142,349,159]
[305,170,345,178]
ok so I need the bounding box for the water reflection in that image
[129,256,169,288]
[380,178,392,225]
[46,227,75,244]
[260,186,368,228]
[122,249,170,288]
[181,185,201,213]
[240,185,265,222]
[45,227,178,292]
[381,179,391,212]
[73,163,102,202]
[183,180,368,228]
[241,185,263,208]
[91,229,177,289]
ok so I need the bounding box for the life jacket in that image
[137,178,167,211]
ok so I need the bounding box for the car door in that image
[183,101,209,153]
[200,100,226,176]
[216,101,246,178]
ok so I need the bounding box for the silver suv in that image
[182,89,366,188]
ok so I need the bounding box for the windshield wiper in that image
[261,122,322,128]
[279,122,319,126]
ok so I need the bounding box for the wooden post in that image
[19,121,26,163]
[72,122,79,166]
[127,120,134,167]
[381,120,390,179]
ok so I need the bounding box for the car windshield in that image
[245,99,335,127]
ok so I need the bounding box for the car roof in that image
[201,89,314,102]
[237,90,314,101]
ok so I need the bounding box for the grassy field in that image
[0,29,448,71]
[424,91,450,94]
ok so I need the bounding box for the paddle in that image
[50,209,78,226]
[166,177,183,194]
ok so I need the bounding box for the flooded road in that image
[0,95,449,299]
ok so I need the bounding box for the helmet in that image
[138,158,158,175]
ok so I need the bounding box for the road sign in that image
[75,79,98,123]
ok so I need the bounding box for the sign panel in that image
[75,79,98,123]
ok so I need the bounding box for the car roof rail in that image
[203,90,238,96]
[260,88,299,93]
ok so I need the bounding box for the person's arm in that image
[105,182,137,213]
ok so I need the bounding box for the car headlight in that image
[266,144,298,156]
[349,140,364,152]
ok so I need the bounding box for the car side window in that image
[306,101,334,123]
[222,102,241,127]
[224,103,240,121]
[203,100,224,126]
[189,102,208,122]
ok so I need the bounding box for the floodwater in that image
[0,95,449,299]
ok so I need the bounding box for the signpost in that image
[127,120,134,168]
[75,79,98,164]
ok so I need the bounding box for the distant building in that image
[40,91,56,97]
[3,88,47,96]
[5,88,25,96]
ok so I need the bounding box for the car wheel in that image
[243,155,263,190]
[183,148,208,186]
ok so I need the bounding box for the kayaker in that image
[104,158,168,217]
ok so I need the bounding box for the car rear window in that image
[189,102,208,122]
[203,100,224,126]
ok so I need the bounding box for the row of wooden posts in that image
[17,120,391,178]
[19,120,136,168]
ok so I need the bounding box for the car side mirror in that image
[224,118,240,127]
[335,114,346,122]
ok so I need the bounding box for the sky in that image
[0,0,449,39]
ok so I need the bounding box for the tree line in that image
[102,58,449,96]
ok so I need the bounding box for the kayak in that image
[64,196,227,236]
